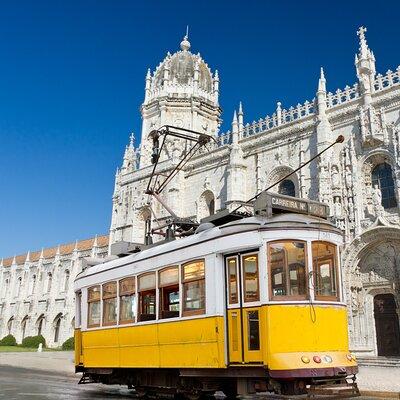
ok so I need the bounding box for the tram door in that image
[225,252,262,364]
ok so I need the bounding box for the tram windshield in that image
[269,241,307,300]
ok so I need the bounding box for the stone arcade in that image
[0,236,108,347]
[1,28,400,354]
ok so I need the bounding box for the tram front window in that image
[182,260,205,316]
[312,242,339,301]
[159,267,179,319]
[269,241,307,300]
[138,273,156,321]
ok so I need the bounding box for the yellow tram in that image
[74,193,358,397]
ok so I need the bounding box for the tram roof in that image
[75,213,340,283]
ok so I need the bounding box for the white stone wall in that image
[0,239,108,348]
[111,28,400,356]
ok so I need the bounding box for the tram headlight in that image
[346,354,353,361]
[301,356,310,364]
[313,356,322,363]
[323,355,332,363]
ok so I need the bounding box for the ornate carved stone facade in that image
[0,236,108,347]
[111,28,400,356]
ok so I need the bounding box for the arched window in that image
[198,190,216,221]
[31,275,36,295]
[372,163,397,209]
[21,316,29,340]
[278,180,296,197]
[208,198,215,215]
[64,270,70,292]
[53,314,62,343]
[37,315,45,336]
[145,217,152,241]
[16,277,22,297]
[47,273,52,293]
[7,317,14,334]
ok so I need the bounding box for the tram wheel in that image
[221,382,238,399]
[281,380,306,395]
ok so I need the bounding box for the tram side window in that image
[243,254,259,302]
[312,242,339,301]
[182,260,205,316]
[138,273,156,321]
[120,277,136,324]
[227,257,238,304]
[159,267,179,319]
[87,286,101,328]
[269,241,307,300]
[103,281,117,326]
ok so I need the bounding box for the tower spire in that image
[318,67,326,93]
[355,26,376,103]
[180,28,191,51]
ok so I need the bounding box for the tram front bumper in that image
[269,365,358,379]
[268,351,358,379]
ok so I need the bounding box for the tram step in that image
[307,382,360,399]
[356,357,400,368]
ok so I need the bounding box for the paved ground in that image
[0,350,75,374]
[0,365,382,400]
[357,366,400,393]
[0,365,136,399]
[0,352,398,398]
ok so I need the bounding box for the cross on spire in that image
[357,26,367,40]
[357,26,369,55]
[185,25,189,40]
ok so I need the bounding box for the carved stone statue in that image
[372,184,384,215]
[348,197,355,221]
[331,165,341,189]
[345,166,353,189]
[333,197,342,218]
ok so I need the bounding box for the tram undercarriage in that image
[77,366,360,398]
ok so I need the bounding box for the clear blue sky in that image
[1,0,399,256]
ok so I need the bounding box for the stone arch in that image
[197,190,215,221]
[265,166,299,196]
[138,206,152,244]
[36,314,45,336]
[342,226,400,354]
[7,316,14,335]
[53,313,63,344]
[360,151,398,211]
[21,315,29,340]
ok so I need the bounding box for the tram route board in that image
[254,192,329,220]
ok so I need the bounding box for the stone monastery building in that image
[1,27,400,355]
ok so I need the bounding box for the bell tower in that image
[139,33,222,168]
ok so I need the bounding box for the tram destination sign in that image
[254,192,329,219]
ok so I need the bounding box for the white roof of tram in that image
[75,213,340,284]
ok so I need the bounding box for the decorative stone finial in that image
[318,67,326,93]
[357,27,368,50]
[238,101,243,116]
[129,132,135,148]
[180,27,191,51]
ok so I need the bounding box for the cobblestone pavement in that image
[357,366,400,393]
[0,353,398,398]
[0,365,387,400]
